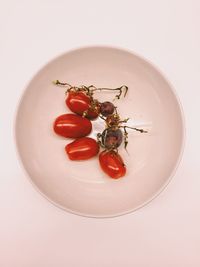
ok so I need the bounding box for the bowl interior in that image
[15,47,184,217]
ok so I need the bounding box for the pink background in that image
[0,0,200,266]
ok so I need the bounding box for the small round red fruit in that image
[99,150,126,179]
[66,91,99,120]
[65,137,99,160]
[53,113,92,138]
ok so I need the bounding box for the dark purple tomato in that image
[101,128,123,149]
[100,101,115,117]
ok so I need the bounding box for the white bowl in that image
[15,46,185,217]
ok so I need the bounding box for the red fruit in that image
[53,114,92,138]
[66,91,89,114]
[86,102,100,120]
[66,91,99,120]
[99,150,126,179]
[65,137,100,160]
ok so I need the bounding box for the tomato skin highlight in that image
[53,114,92,138]
[99,150,126,179]
[65,137,100,160]
[66,91,90,115]
[66,91,99,120]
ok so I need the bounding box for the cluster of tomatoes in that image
[53,80,146,179]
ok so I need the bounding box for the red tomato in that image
[66,91,100,120]
[54,114,92,138]
[86,102,100,120]
[65,137,100,160]
[99,150,126,179]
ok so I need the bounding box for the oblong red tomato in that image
[99,150,126,179]
[66,91,99,120]
[86,103,100,120]
[65,137,100,160]
[53,114,92,138]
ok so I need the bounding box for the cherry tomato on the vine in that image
[54,113,92,138]
[65,137,99,160]
[100,101,115,117]
[99,150,126,179]
[101,128,123,149]
[66,91,100,120]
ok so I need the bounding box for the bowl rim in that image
[14,45,186,218]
